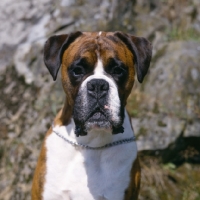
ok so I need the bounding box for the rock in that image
[132,114,186,151]
[145,41,200,120]
[131,41,200,151]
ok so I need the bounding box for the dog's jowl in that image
[32,31,152,200]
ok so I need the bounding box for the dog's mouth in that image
[74,107,111,137]
[83,106,111,131]
[87,107,108,122]
[74,106,124,137]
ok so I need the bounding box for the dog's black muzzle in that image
[74,79,124,137]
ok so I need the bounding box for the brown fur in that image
[124,157,141,199]
[31,129,50,200]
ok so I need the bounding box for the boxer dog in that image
[32,31,152,200]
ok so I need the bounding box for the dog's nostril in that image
[87,82,95,91]
[100,83,109,91]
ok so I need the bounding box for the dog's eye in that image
[112,67,124,76]
[73,67,85,76]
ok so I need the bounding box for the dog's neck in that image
[52,110,134,148]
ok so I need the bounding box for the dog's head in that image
[44,32,152,136]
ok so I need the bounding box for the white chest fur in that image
[43,112,137,200]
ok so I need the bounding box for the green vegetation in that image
[139,155,200,200]
[167,27,200,42]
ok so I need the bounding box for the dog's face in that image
[44,32,152,136]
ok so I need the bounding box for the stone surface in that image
[131,41,200,150]
[132,114,186,151]
[144,41,200,120]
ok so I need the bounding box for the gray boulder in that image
[132,41,200,151]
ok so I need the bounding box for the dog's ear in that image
[114,32,152,83]
[44,31,83,81]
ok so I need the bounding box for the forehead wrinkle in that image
[98,37,115,50]
[96,38,116,63]
[106,37,133,67]
[74,39,97,60]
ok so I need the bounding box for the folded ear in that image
[114,32,152,83]
[44,31,83,80]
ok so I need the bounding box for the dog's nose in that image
[87,79,109,98]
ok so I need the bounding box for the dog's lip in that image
[86,106,108,122]
[89,111,106,120]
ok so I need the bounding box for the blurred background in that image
[0,0,200,199]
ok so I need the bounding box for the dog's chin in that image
[74,120,124,137]
[74,120,112,137]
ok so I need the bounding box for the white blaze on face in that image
[79,58,121,125]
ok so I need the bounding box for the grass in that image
[139,154,200,200]
[166,27,200,42]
